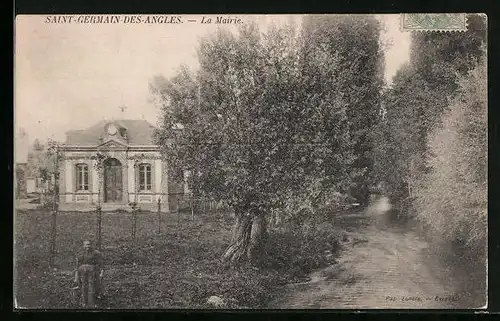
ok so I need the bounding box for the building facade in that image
[58,119,183,212]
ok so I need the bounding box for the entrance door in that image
[104,158,123,202]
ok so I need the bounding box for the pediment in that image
[98,138,128,149]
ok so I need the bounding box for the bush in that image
[264,221,342,281]
[198,220,343,308]
[414,60,487,259]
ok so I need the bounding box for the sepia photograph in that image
[14,13,487,309]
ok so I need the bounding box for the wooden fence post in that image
[132,208,137,240]
[157,198,161,234]
[190,196,194,221]
[92,151,107,251]
[49,209,57,267]
[176,194,180,225]
[96,206,102,251]
[49,169,58,267]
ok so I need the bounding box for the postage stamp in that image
[401,13,468,31]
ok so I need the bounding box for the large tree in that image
[27,140,52,182]
[373,66,435,203]
[409,14,486,134]
[374,14,487,208]
[301,15,384,205]
[414,58,487,257]
[25,139,63,205]
[152,17,383,267]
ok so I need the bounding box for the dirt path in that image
[272,197,466,309]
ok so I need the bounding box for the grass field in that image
[15,208,341,309]
[15,209,263,308]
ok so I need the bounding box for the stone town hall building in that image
[58,119,184,212]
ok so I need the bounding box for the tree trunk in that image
[222,212,267,268]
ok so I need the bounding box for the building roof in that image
[65,119,158,146]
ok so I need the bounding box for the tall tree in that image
[301,15,385,205]
[409,14,486,134]
[373,65,435,202]
[152,18,384,267]
[414,58,487,257]
[374,14,487,208]
[27,140,51,182]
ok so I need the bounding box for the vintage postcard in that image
[14,14,487,309]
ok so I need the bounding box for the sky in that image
[14,14,410,147]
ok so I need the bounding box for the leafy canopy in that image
[153,18,383,215]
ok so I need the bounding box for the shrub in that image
[264,221,342,280]
[414,60,487,260]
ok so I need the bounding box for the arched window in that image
[76,164,89,191]
[139,163,152,191]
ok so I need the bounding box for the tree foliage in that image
[153,17,383,216]
[374,14,487,207]
[413,59,487,257]
[152,16,384,266]
[27,140,56,182]
[301,15,384,204]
